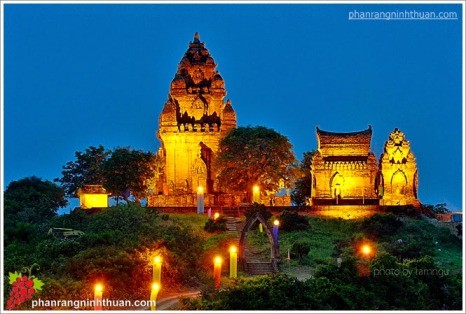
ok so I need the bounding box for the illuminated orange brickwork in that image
[310,127,378,204]
[379,128,420,207]
[149,33,237,205]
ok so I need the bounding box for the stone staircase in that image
[225,216,239,235]
[221,207,242,217]
[245,261,275,275]
[225,216,276,275]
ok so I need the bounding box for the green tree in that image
[55,145,110,197]
[279,210,310,232]
[291,151,315,205]
[102,148,156,203]
[4,176,68,224]
[422,203,449,215]
[291,240,311,264]
[215,126,297,197]
[180,274,314,310]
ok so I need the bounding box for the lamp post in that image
[150,283,160,311]
[362,186,365,205]
[197,186,204,214]
[358,243,373,277]
[213,256,222,290]
[229,246,237,278]
[252,185,260,203]
[94,283,103,311]
[153,256,162,285]
[273,219,280,242]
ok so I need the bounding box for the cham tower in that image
[379,128,420,207]
[310,126,379,205]
[149,33,237,207]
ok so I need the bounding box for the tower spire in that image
[194,32,200,42]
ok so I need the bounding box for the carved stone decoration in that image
[192,68,204,84]
[150,33,237,206]
[192,157,207,191]
[379,128,420,207]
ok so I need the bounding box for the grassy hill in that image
[4,205,462,310]
[181,211,463,310]
[248,214,462,274]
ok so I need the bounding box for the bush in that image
[30,277,90,310]
[291,240,311,264]
[204,216,227,233]
[387,219,436,258]
[244,203,272,221]
[180,274,314,310]
[4,203,208,309]
[279,210,310,232]
[435,226,461,246]
[4,221,41,244]
[361,213,403,240]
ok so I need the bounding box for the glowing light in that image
[361,244,372,256]
[197,186,205,214]
[94,283,103,311]
[153,255,162,285]
[213,255,222,289]
[229,246,238,278]
[214,256,223,265]
[94,284,103,292]
[214,212,220,220]
[252,185,260,203]
[273,220,279,242]
[80,194,108,209]
[150,282,161,311]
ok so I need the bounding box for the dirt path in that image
[156,291,200,310]
[135,290,199,311]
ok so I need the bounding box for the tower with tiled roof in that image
[310,126,379,204]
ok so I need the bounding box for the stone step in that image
[246,262,275,275]
[225,216,239,234]
[221,209,241,217]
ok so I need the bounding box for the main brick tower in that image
[150,33,237,206]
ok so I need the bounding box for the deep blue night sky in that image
[3,3,464,212]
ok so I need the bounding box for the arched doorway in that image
[192,158,207,192]
[391,170,407,195]
[199,142,214,193]
[330,172,345,201]
[238,211,280,273]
